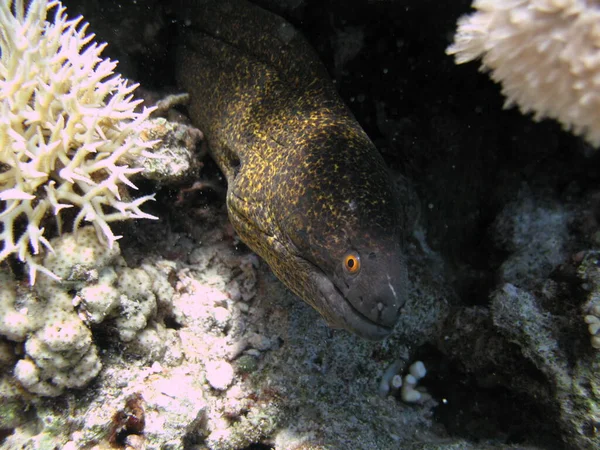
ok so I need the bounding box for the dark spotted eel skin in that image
[175,0,408,340]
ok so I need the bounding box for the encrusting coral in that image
[0,225,176,397]
[0,0,158,283]
[447,0,600,147]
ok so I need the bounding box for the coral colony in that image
[448,0,600,147]
[0,0,157,283]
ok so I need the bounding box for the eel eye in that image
[343,251,361,275]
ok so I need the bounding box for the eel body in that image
[175,0,408,340]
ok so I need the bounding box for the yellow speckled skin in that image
[176,0,408,339]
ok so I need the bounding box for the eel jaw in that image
[309,270,394,341]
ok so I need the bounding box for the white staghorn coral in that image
[447,0,600,147]
[0,0,158,283]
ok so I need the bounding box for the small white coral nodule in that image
[584,302,600,349]
[447,0,600,147]
[0,0,158,283]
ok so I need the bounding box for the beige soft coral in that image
[0,0,158,282]
[447,0,600,147]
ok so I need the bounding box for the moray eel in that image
[175,0,408,340]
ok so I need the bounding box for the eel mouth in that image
[310,270,394,341]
